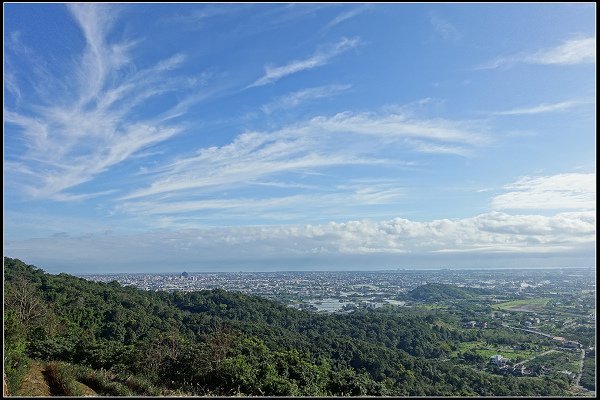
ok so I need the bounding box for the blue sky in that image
[4,3,596,273]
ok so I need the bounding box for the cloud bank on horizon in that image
[4,3,596,272]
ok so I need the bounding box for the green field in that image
[474,347,538,362]
[410,304,448,310]
[527,350,580,374]
[451,340,486,357]
[453,341,542,362]
[495,298,550,312]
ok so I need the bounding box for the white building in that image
[490,355,507,366]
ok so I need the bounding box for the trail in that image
[15,362,51,397]
[513,349,557,367]
[573,348,585,388]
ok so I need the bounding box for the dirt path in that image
[574,348,585,387]
[15,362,51,397]
[513,349,557,367]
[14,361,97,397]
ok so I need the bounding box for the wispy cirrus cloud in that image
[491,173,596,210]
[405,139,471,156]
[166,5,240,27]
[248,37,360,88]
[4,68,22,102]
[120,109,488,203]
[489,99,593,116]
[4,4,207,201]
[529,37,596,65]
[322,6,368,32]
[261,84,351,114]
[429,14,462,42]
[117,180,405,221]
[478,37,596,69]
[308,111,488,145]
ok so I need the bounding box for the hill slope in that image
[4,257,569,396]
[407,283,492,302]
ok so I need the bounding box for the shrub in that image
[44,362,84,396]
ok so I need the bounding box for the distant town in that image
[80,267,595,314]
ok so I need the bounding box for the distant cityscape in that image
[80,268,595,313]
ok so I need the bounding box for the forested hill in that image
[406,283,491,302]
[4,257,569,396]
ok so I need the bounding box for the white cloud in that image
[4,4,206,201]
[490,99,592,116]
[167,5,238,27]
[118,183,405,220]
[404,139,470,156]
[478,37,596,69]
[308,111,488,144]
[248,37,360,88]
[323,6,367,31]
[492,173,596,210]
[529,37,596,65]
[5,211,595,271]
[121,109,488,201]
[4,68,22,102]
[261,84,351,114]
[430,14,462,42]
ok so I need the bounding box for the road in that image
[501,324,554,338]
[574,348,585,387]
[513,349,557,367]
[502,324,588,391]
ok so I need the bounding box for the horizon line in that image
[73,265,595,276]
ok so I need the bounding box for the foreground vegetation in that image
[580,349,595,391]
[4,257,574,396]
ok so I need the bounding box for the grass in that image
[495,298,550,312]
[13,361,51,397]
[72,364,178,396]
[569,361,581,373]
[528,350,581,375]
[73,366,133,396]
[4,352,31,395]
[449,341,484,358]
[475,347,537,362]
[44,362,87,396]
[10,359,187,397]
[454,341,546,363]
[11,359,185,397]
[117,375,164,396]
[410,304,448,310]
[458,341,486,349]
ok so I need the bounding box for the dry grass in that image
[15,362,51,397]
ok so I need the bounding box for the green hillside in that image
[4,257,569,396]
[407,283,490,302]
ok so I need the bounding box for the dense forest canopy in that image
[405,283,491,301]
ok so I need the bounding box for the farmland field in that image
[495,298,550,312]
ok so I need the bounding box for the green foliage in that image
[120,375,163,396]
[4,306,33,395]
[3,257,571,397]
[406,283,488,302]
[580,351,595,391]
[73,366,133,396]
[44,362,86,396]
[4,352,31,395]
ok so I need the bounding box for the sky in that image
[3,3,596,273]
